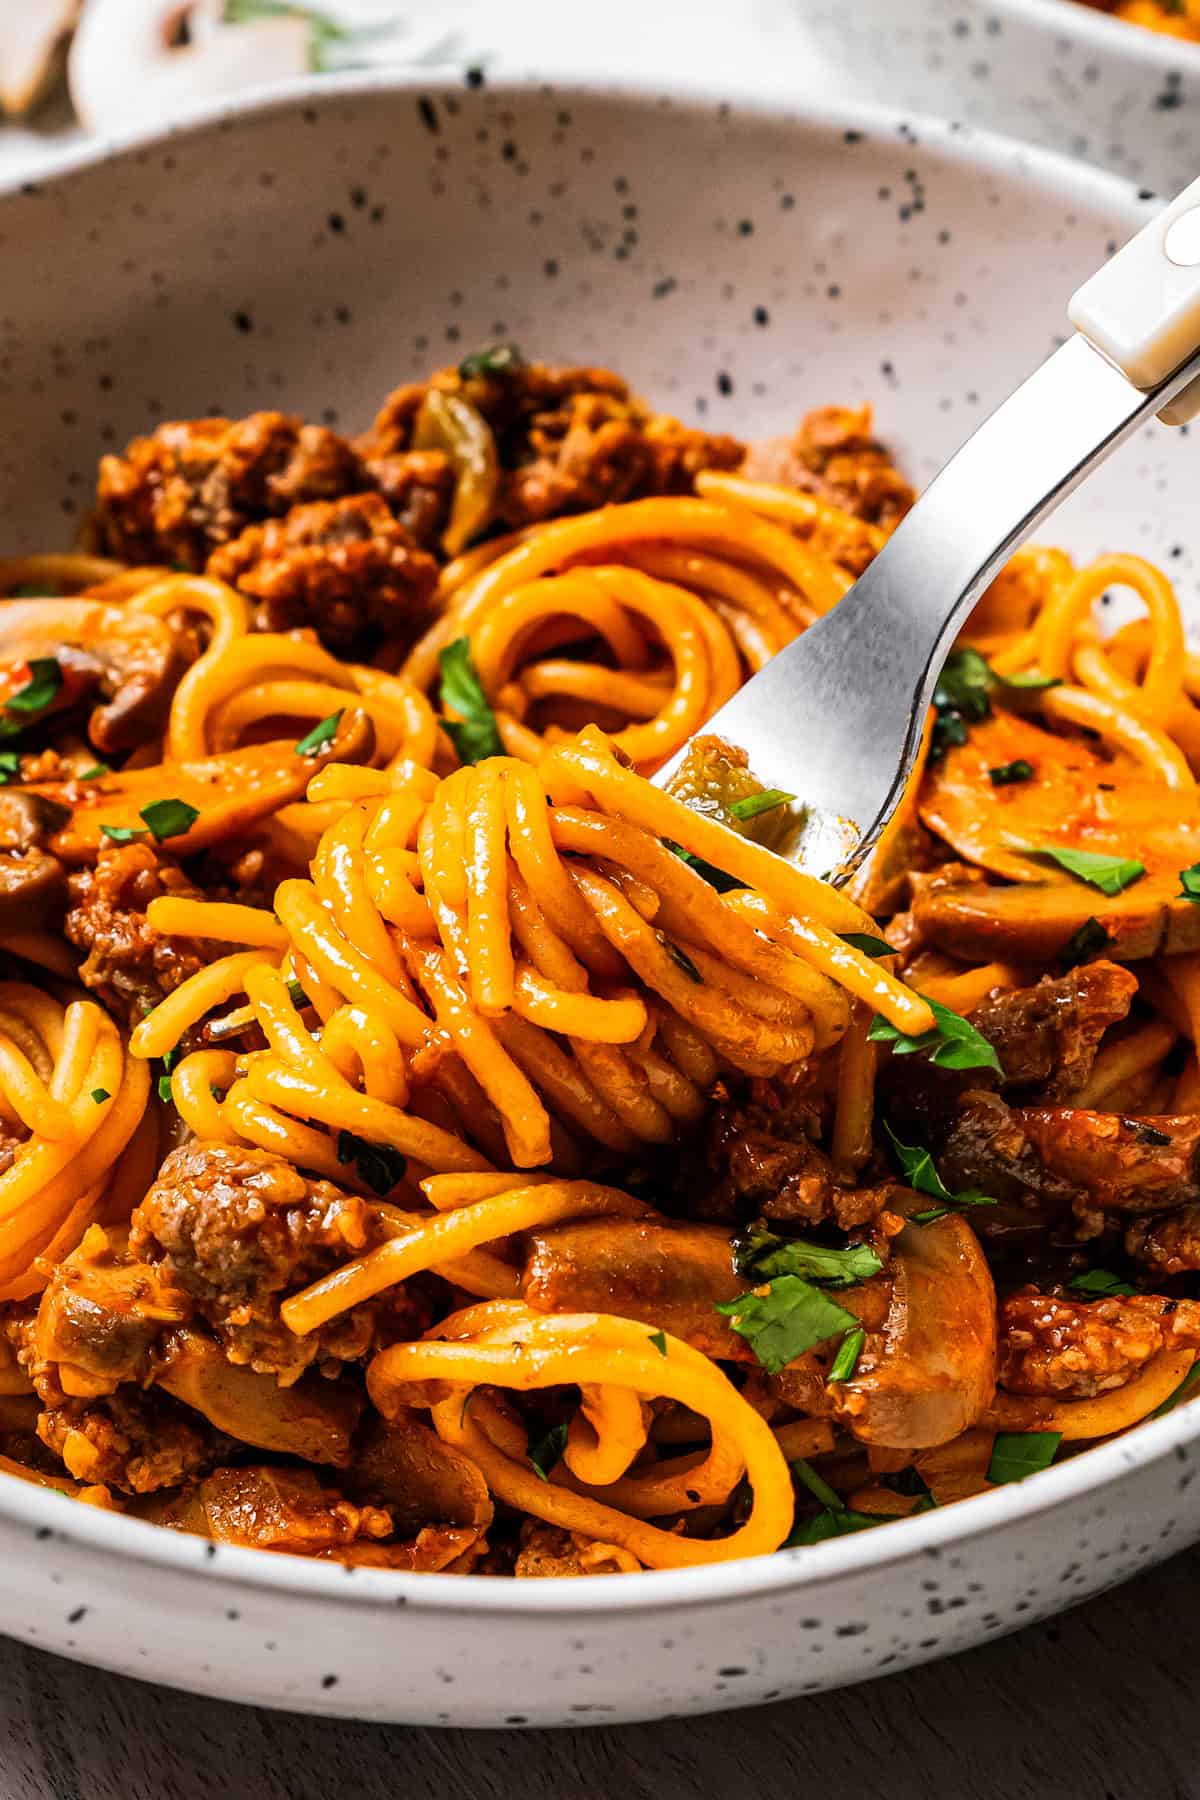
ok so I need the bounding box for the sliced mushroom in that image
[27,706,375,862]
[831,1195,997,1449]
[521,1217,747,1359]
[68,0,312,136]
[0,598,189,753]
[914,876,1200,965]
[156,1328,361,1467]
[343,1412,493,1537]
[0,0,81,117]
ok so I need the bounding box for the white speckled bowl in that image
[1,75,1198,1725]
[796,0,1200,196]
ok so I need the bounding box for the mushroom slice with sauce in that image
[0,1,81,118]
[830,1195,997,1449]
[68,0,313,137]
[0,598,189,754]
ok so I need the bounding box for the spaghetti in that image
[0,355,1197,1575]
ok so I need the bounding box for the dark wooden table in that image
[3,1544,1196,1799]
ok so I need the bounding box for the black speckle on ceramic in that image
[0,77,1196,1724]
[799,0,1200,196]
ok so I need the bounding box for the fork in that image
[653,175,1200,882]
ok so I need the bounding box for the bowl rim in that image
[980,0,1200,76]
[0,67,1190,1619]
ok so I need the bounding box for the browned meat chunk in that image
[129,1140,423,1383]
[513,1521,639,1578]
[970,962,1138,1098]
[142,1464,393,1553]
[64,841,216,1029]
[690,1078,892,1229]
[1127,1204,1200,1277]
[37,1382,229,1493]
[997,1288,1200,1398]
[93,412,366,569]
[365,449,454,546]
[206,492,439,650]
[742,403,914,529]
[362,361,744,531]
[522,1218,745,1358]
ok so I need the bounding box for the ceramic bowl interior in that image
[794,0,1200,195]
[0,76,1197,1717]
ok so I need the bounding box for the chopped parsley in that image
[828,1326,865,1382]
[458,342,525,380]
[930,648,1058,759]
[157,1048,178,1105]
[527,1419,568,1481]
[662,839,741,894]
[90,1088,110,1104]
[5,657,62,716]
[733,1221,883,1289]
[437,637,503,765]
[286,977,309,1009]
[988,758,1034,786]
[1059,917,1113,968]
[662,939,703,983]
[986,1431,1062,1484]
[80,763,111,780]
[1067,1268,1137,1298]
[714,1275,858,1375]
[295,710,343,756]
[1152,1361,1200,1418]
[335,1129,407,1197]
[1178,862,1200,903]
[883,1123,997,1225]
[728,788,795,822]
[868,993,1002,1074]
[647,1330,668,1357]
[0,751,20,785]
[100,823,147,844]
[784,1459,895,1546]
[880,1466,938,1509]
[1025,845,1145,896]
[837,931,895,958]
[140,798,199,843]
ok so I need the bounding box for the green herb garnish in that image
[663,839,742,894]
[286,978,309,1008]
[986,1431,1062,1484]
[728,788,795,822]
[1067,1268,1137,1298]
[1152,1361,1200,1418]
[1026,845,1144,896]
[458,342,525,380]
[828,1326,865,1382]
[1178,862,1200,903]
[438,638,503,765]
[100,824,147,844]
[5,657,62,716]
[157,1047,178,1105]
[733,1222,883,1289]
[295,710,343,756]
[880,1466,938,1509]
[80,764,111,780]
[988,759,1034,786]
[838,931,895,958]
[663,939,703,983]
[883,1123,997,1225]
[648,1330,668,1357]
[785,1508,892,1546]
[527,1420,568,1481]
[931,648,1059,759]
[140,798,199,843]
[1059,917,1112,968]
[0,751,20,785]
[714,1276,858,1376]
[90,1088,110,1104]
[868,993,1002,1074]
[790,1456,844,1512]
[335,1129,407,1197]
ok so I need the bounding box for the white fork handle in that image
[1069,175,1200,425]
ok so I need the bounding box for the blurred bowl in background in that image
[796,0,1200,195]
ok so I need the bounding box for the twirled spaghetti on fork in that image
[0,352,1197,1574]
